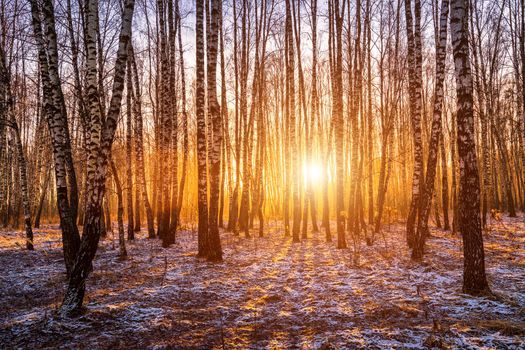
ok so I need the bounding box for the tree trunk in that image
[61,0,135,314]
[450,0,489,295]
[330,0,346,249]
[440,135,450,230]
[29,0,81,276]
[0,48,34,250]
[13,122,34,250]
[218,12,227,230]
[34,163,51,229]
[156,0,173,246]
[176,0,189,225]
[206,0,223,262]
[126,57,134,241]
[130,45,155,238]
[413,0,449,261]
[196,0,209,257]
[110,160,127,259]
[405,0,425,249]
[285,0,300,243]
[167,0,179,243]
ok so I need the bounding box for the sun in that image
[303,161,323,185]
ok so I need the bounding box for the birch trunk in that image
[206,0,223,261]
[413,0,449,261]
[110,160,127,259]
[61,0,135,314]
[29,0,81,276]
[129,45,155,238]
[126,57,134,241]
[405,0,425,248]
[176,0,189,223]
[196,0,209,257]
[0,47,34,250]
[450,0,489,295]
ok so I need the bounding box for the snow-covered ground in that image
[0,215,524,349]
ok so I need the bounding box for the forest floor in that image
[0,215,524,349]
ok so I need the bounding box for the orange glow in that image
[303,161,323,185]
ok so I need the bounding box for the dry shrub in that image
[475,319,525,336]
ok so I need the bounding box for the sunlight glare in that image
[303,161,323,185]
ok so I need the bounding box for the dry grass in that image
[0,216,524,349]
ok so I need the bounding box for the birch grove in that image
[3,0,525,316]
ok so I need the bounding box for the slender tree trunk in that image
[196,0,209,257]
[285,0,300,243]
[130,44,155,238]
[34,163,51,229]
[29,0,81,276]
[176,0,189,224]
[322,123,332,242]
[0,126,5,227]
[413,0,449,261]
[110,160,127,259]
[227,0,240,234]
[450,0,489,295]
[167,0,178,243]
[206,0,223,261]
[492,127,517,217]
[237,0,251,238]
[13,122,34,250]
[309,0,320,234]
[0,49,34,250]
[331,0,346,249]
[366,0,374,226]
[405,0,425,249]
[520,0,525,211]
[218,11,227,229]
[134,166,141,232]
[440,135,450,230]
[61,0,135,314]
[451,110,458,234]
[157,0,173,245]
[375,133,390,233]
[126,58,134,240]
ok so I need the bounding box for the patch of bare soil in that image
[0,215,524,349]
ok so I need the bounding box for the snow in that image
[0,216,524,349]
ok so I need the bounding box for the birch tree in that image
[61,0,135,314]
[29,0,81,276]
[0,46,33,250]
[405,0,424,248]
[413,0,449,261]
[450,0,490,295]
[206,0,223,261]
[195,0,209,257]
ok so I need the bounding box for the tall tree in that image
[413,0,449,261]
[110,159,127,259]
[29,0,81,276]
[0,47,33,250]
[405,0,424,248]
[330,0,346,249]
[206,0,223,261]
[176,0,189,224]
[309,0,320,234]
[450,0,489,295]
[195,0,209,257]
[61,0,135,314]
[126,54,134,241]
[130,44,155,238]
[286,0,300,243]
[157,0,173,246]
[168,0,179,240]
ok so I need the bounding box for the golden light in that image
[303,161,323,185]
